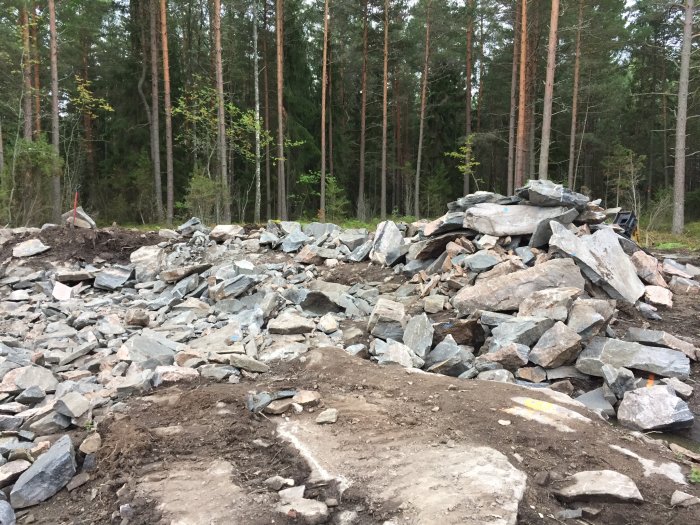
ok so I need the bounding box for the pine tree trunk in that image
[319,0,330,222]
[82,42,96,184]
[538,0,559,181]
[276,0,287,220]
[476,11,484,132]
[464,0,474,195]
[149,0,163,221]
[507,0,520,195]
[31,4,41,139]
[567,0,582,189]
[0,120,4,176]
[513,0,528,188]
[160,0,175,224]
[21,7,33,141]
[414,0,432,219]
[672,0,693,234]
[253,0,262,224]
[380,0,389,219]
[358,0,368,219]
[263,1,272,220]
[49,0,61,221]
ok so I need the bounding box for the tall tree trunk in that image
[160,0,175,224]
[672,0,694,234]
[414,0,432,219]
[149,0,163,221]
[81,41,96,184]
[0,120,4,176]
[21,7,33,141]
[276,0,287,220]
[380,0,389,219]
[320,0,330,222]
[49,0,61,221]
[567,0,582,189]
[465,0,474,195]
[31,4,41,138]
[513,0,528,188]
[476,10,484,132]
[253,0,262,224]
[358,0,369,219]
[507,0,520,195]
[263,1,272,220]
[537,0,559,180]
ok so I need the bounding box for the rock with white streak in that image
[463,203,576,237]
[370,221,404,266]
[554,470,643,503]
[13,239,50,258]
[517,287,582,321]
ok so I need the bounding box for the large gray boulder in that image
[518,287,582,321]
[116,335,176,369]
[463,203,575,236]
[516,179,589,210]
[566,298,616,338]
[370,221,404,266]
[529,322,582,368]
[549,222,645,304]
[624,327,697,361]
[367,298,406,341]
[453,258,585,313]
[528,208,579,248]
[403,314,434,359]
[423,212,467,237]
[489,317,556,350]
[423,335,474,376]
[576,337,690,379]
[447,191,512,212]
[280,230,310,253]
[10,435,76,509]
[617,385,694,431]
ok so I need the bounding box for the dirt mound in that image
[0,226,162,266]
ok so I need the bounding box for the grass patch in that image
[641,224,700,252]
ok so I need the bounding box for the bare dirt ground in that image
[4,230,699,524]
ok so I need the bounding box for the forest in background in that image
[0,0,698,233]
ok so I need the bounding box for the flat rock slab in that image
[554,470,643,503]
[516,179,590,209]
[453,258,584,313]
[12,239,50,258]
[549,222,644,303]
[463,203,574,236]
[576,337,690,379]
[624,327,697,361]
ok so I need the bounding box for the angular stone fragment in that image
[617,385,694,431]
[268,312,315,335]
[453,258,584,313]
[528,208,579,248]
[152,366,199,387]
[566,298,615,339]
[14,366,59,393]
[403,314,434,359]
[423,336,474,376]
[130,245,166,282]
[671,491,700,507]
[516,366,547,383]
[669,276,700,295]
[660,377,693,400]
[463,203,575,236]
[554,470,643,503]
[229,354,270,372]
[13,239,50,258]
[367,298,406,341]
[477,369,515,383]
[423,212,467,237]
[549,222,644,303]
[94,266,133,290]
[209,224,245,242]
[490,317,556,349]
[55,391,90,418]
[117,335,175,370]
[576,337,690,379]
[644,285,673,307]
[159,263,211,283]
[482,343,529,371]
[516,179,590,210]
[601,365,636,400]
[630,251,667,287]
[518,287,582,321]
[575,388,615,417]
[11,435,76,509]
[373,339,422,369]
[529,322,582,368]
[624,327,697,361]
[370,221,404,266]
[408,232,467,261]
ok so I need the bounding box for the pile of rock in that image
[0,180,697,518]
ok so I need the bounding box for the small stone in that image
[315,408,338,424]
[125,309,150,327]
[79,433,102,455]
[13,239,50,258]
[66,472,90,492]
[317,313,339,334]
[268,312,316,335]
[292,390,321,407]
[0,460,31,488]
[152,366,199,387]
[423,295,446,314]
[554,470,643,503]
[264,475,292,491]
[498,420,511,426]
[55,391,90,419]
[644,285,673,308]
[671,490,700,507]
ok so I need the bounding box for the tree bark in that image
[0,120,4,177]
[414,0,432,219]
[31,4,41,138]
[149,0,163,221]
[358,0,369,219]
[380,0,389,219]
[253,0,262,224]
[465,0,474,195]
[513,0,528,188]
[263,0,272,220]
[672,0,693,234]
[276,0,287,220]
[81,41,96,184]
[21,7,33,141]
[537,0,559,180]
[567,0,582,189]
[476,10,484,132]
[160,0,175,224]
[319,0,330,222]
[49,0,61,221]
[507,0,520,195]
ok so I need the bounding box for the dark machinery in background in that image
[613,211,640,243]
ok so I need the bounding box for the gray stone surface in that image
[481,343,529,371]
[575,388,615,417]
[403,314,434,359]
[554,470,643,503]
[447,191,513,212]
[373,339,423,369]
[490,317,556,349]
[370,221,404,266]
[10,435,76,509]
[529,322,582,368]
[453,258,585,313]
[669,275,700,295]
[117,335,176,369]
[576,337,690,379]
[516,179,589,210]
[268,312,315,335]
[94,266,134,290]
[601,365,636,400]
[14,366,59,393]
[518,287,581,321]
[625,327,697,361]
[528,208,579,248]
[549,222,645,303]
[463,203,575,236]
[423,212,467,237]
[280,230,310,253]
[367,298,406,341]
[423,336,474,376]
[12,239,50,258]
[0,500,15,525]
[617,385,694,431]
[566,298,616,338]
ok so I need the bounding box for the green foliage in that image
[0,137,63,226]
[602,145,646,214]
[421,164,451,219]
[324,176,351,222]
[182,169,225,224]
[689,466,700,484]
[445,134,481,190]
